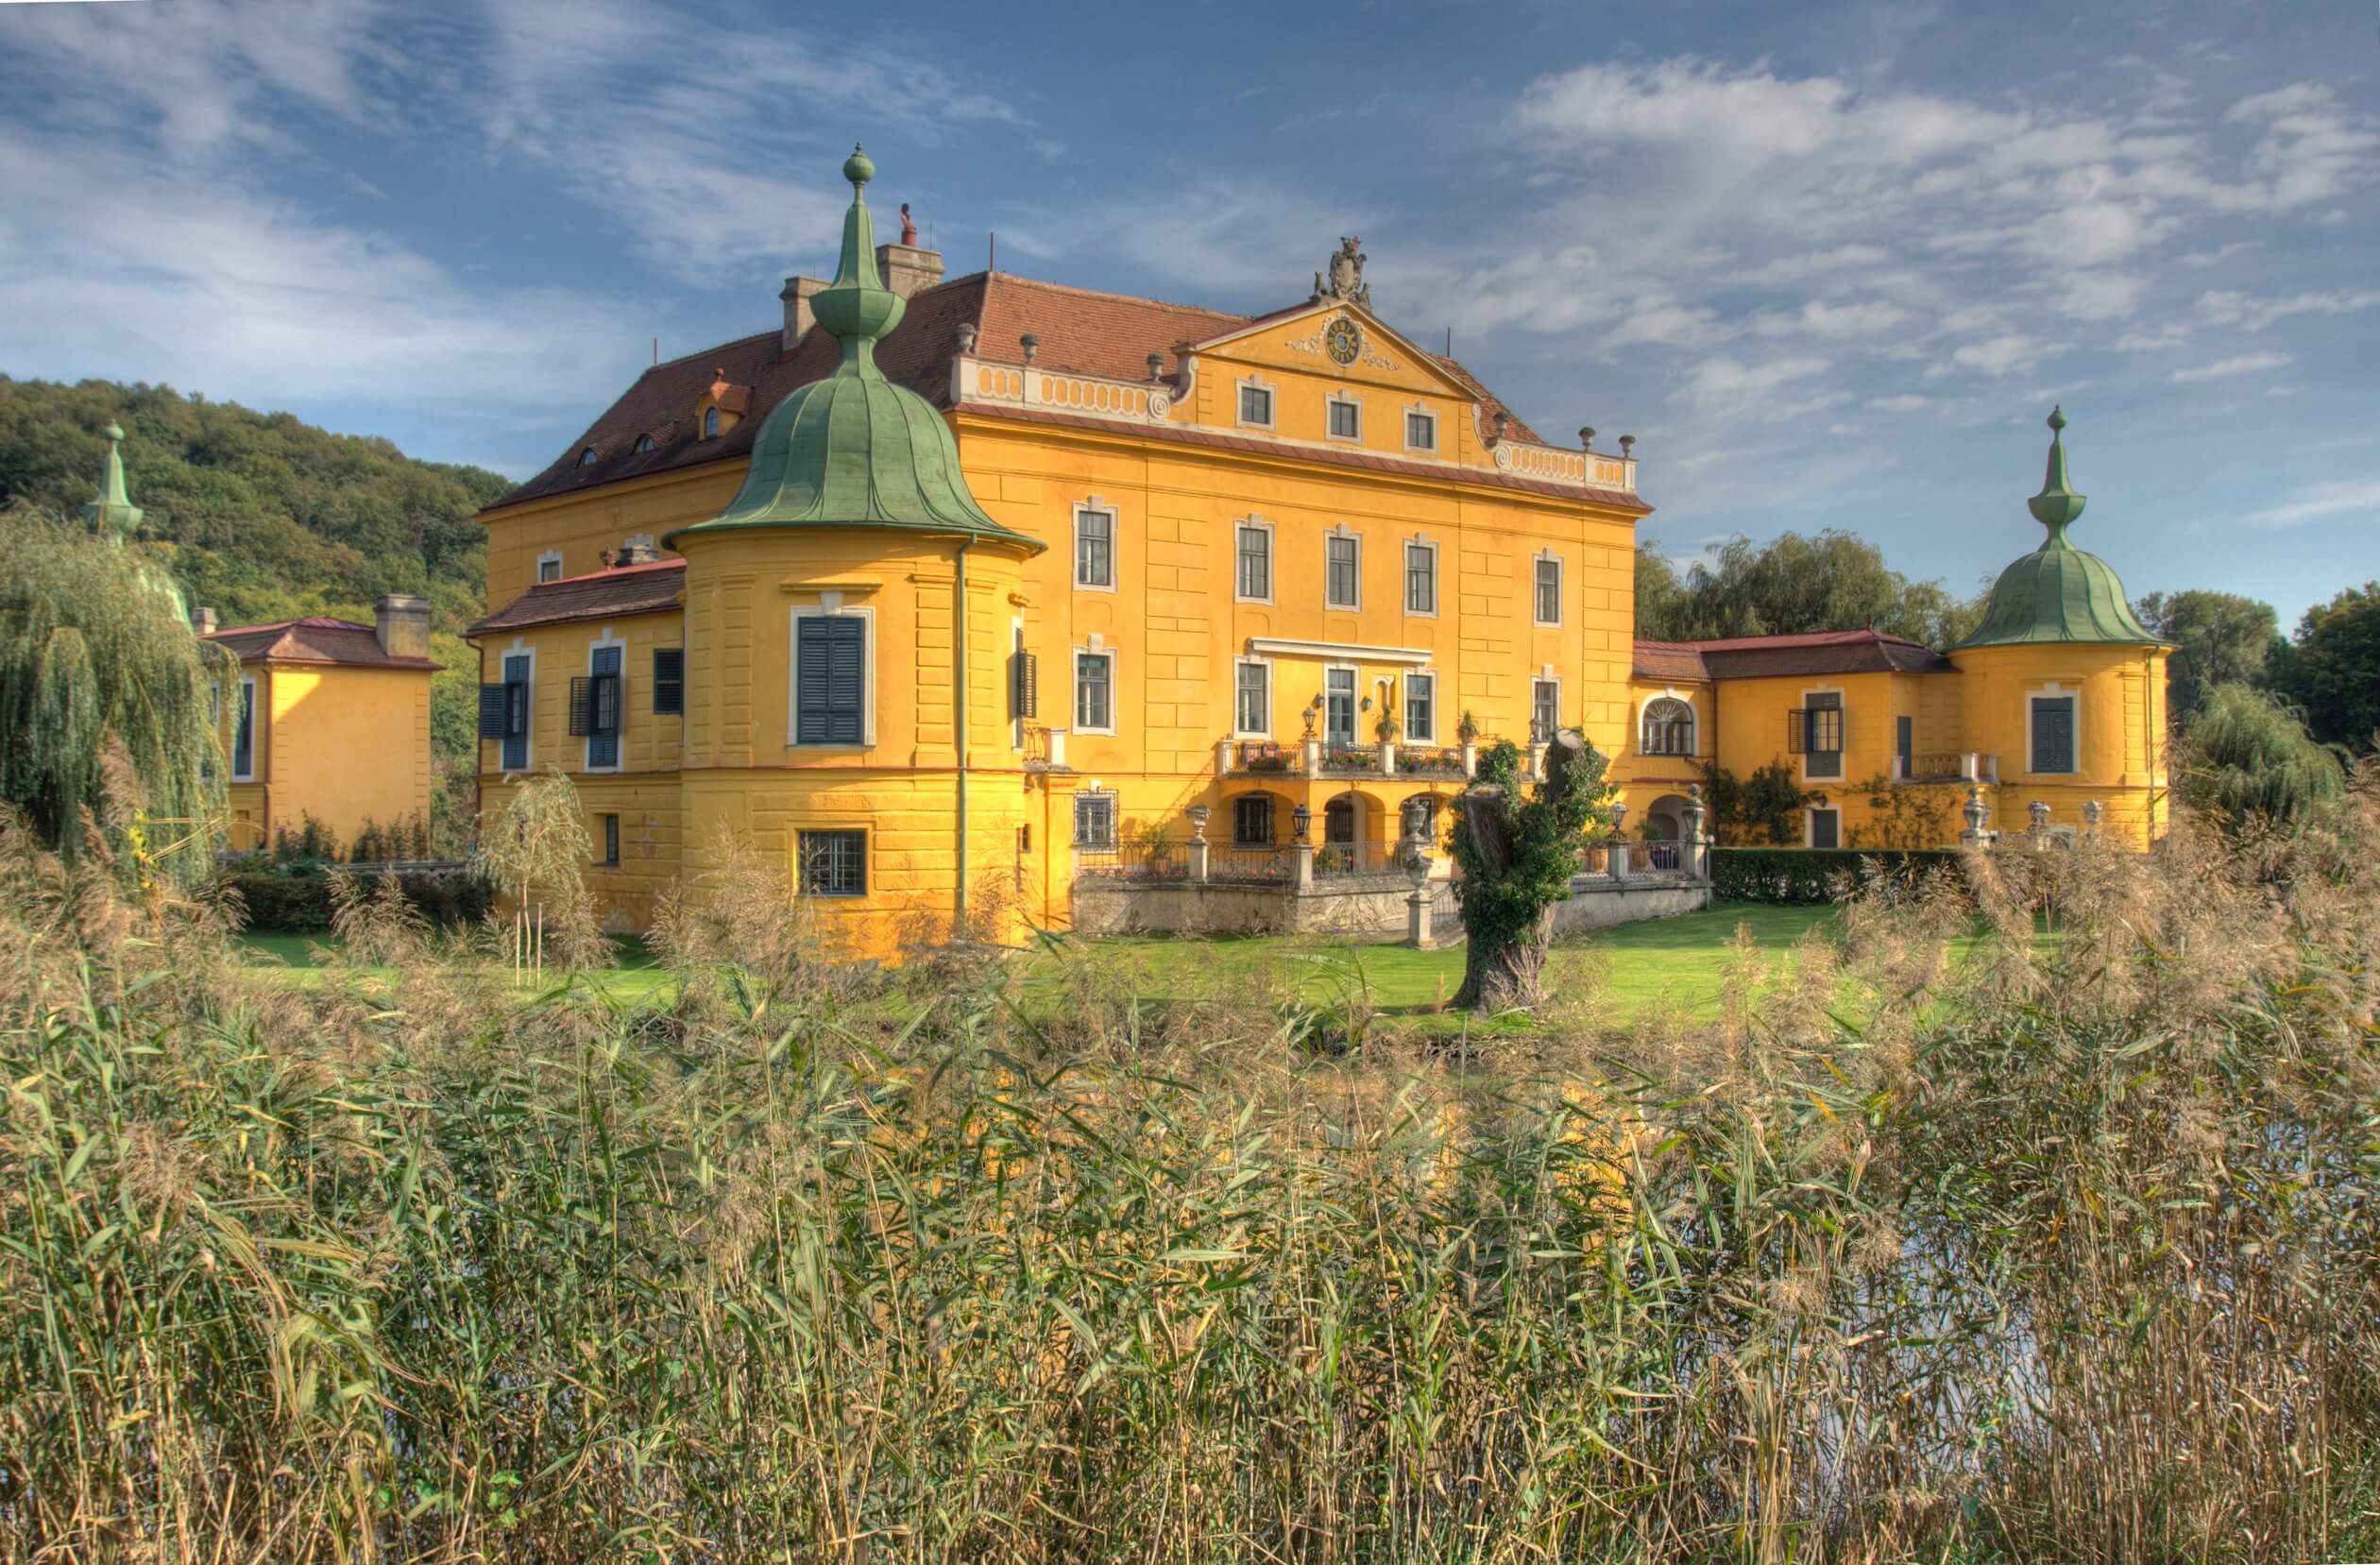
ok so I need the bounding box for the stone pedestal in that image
[1294,841,1315,892]
[1406,888,1434,949]
[1188,840,1210,882]
[1460,740,1478,776]
[1378,740,1397,775]
[1302,738,1322,774]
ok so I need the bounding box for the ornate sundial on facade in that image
[1323,315,1362,367]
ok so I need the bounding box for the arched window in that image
[1323,795,1357,844]
[632,433,656,453]
[703,406,721,438]
[1640,696,1695,757]
[574,446,600,468]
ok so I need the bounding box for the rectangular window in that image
[501,654,531,771]
[1075,650,1114,732]
[232,678,256,780]
[1404,673,1436,744]
[598,813,620,866]
[1074,506,1114,588]
[2032,695,2077,774]
[793,615,866,745]
[1535,556,1563,626]
[1235,660,1270,736]
[1404,540,1436,615]
[1896,715,1913,778]
[1326,534,1360,609]
[797,829,867,897]
[1810,807,1841,850]
[575,646,623,769]
[1325,667,1356,746]
[1236,523,1271,601]
[1232,794,1274,846]
[1239,383,1272,425]
[1793,693,1844,780]
[1073,792,1116,850]
[653,647,685,715]
[1328,399,1360,440]
[536,554,563,583]
[1532,679,1560,743]
[1405,410,1436,451]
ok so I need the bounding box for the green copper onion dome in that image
[1951,408,2161,650]
[665,146,1037,553]
[83,422,144,543]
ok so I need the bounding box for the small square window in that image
[1328,399,1361,440]
[1405,410,1436,451]
[1239,383,1273,426]
[797,829,867,896]
[537,554,563,583]
[1073,793,1116,850]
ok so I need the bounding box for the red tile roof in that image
[1632,629,1954,682]
[203,617,434,670]
[492,272,1572,511]
[468,558,687,636]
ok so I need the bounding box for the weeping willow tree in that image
[2177,682,2345,832]
[0,501,226,882]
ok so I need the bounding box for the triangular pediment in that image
[1181,300,1477,400]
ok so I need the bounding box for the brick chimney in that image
[876,237,944,301]
[780,274,830,350]
[191,605,218,636]
[373,593,432,660]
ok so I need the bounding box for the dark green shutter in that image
[796,617,865,744]
[479,683,508,739]
[567,677,593,737]
[2032,698,2075,774]
[653,648,685,714]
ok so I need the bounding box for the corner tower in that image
[1951,409,2171,844]
[665,146,1044,953]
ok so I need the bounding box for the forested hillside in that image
[0,379,511,825]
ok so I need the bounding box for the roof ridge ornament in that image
[808,143,905,359]
[84,420,144,544]
[1311,235,1370,307]
[2027,404,2086,543]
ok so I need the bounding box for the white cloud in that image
[1672,355,1831,410]
[1730,244,1890,285]
[1943,335,2050,377]
[2169,351,2294,383]
[2115,323,2190,351]
[2198,287,2380,331]
[1868,394,1932,412]
[1753,298,1912,338]
[2054,270,2147,321]
[2243,479,2380,528]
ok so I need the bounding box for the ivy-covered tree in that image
[1449,734,1616,1012]
[0,500,226,880]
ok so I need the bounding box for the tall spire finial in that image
[83,419,144,544]
[2027,404,2086,541]
[811,142,903,357]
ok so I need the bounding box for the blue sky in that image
[2,0,2374,626]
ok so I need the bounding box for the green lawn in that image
[231,931,673,998]
[1028,902,1841,1025]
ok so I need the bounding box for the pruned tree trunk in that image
[1455,905,1556,1011]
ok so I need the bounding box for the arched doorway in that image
[1644,792,1691,841]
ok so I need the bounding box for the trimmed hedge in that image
[1711,847,1962,905]
[217,868,496,932]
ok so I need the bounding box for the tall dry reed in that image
[1,773,2375,1563]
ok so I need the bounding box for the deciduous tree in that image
[2136,589,2277,722]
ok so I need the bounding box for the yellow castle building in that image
[467,146,2167,952]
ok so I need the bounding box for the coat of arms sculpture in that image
[1312,236,1369,307]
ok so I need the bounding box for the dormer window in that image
[632,433,656,453]
[703,407,721,438]
[575,447,600,468]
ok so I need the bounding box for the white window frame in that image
[536,549,564,584]
[1073,498,1118,592]
[584,627,626,774]
[1637,690,1697,757]
[1233,516,1275,604]
[1403,404,1438,454]
[1805,805,1843,849]
[1402,669,1438,744]
[1531,673,1564,744]
[703,406,722,438]
[1798,684,1844,785]
[500,639,536,774]
[1072,790,1118,851]
[2026,682,2082,777]
[1323,663,1360,747]
[1073,641,1118,737]
[1235,374,1277,431]
[1010,616,1026,753]
[1325,392,1363,443]
[1232,655,1273,740]
[1533,550,1565,628]
[1402,535,1438,618]
[787,600,877,750]
[230,673,259,782]
[1324,526,1362,611]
